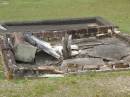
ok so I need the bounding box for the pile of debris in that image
[0,17,130,79]
[1,31,82,78]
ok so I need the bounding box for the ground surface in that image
[0,0,130,97]
[0,71,130,97]
[0,0,130,32]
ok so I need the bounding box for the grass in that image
[0,71,130,97]
[0,0,130,32]
[0,0,130,97]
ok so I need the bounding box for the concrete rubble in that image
[8,32,130,78]
[1,17,130,79]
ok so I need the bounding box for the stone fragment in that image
[14,43,37,63]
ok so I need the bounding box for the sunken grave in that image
[0,16,130,79]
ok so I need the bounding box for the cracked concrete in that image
[61,36,130,72]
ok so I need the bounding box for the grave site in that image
[0,17,130,79]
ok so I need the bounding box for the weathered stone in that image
[87,44,130,60]
[14,43,37,63]
[123,55,130,63]
[99,65,112,71]
[24,33,61,59]
[13,32,24,45]
[62,34,72,59]
[35,50,59,65]
[61,58,105,72]
[108,60,129,69]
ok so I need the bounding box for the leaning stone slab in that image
[14,43,37,63]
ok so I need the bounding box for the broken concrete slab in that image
[87,44,130,60]
[35,50,61,66]
[14,43,37,63]
[61,58,105,72]
[38,74,64,78]
[2,17,130,79]
[108,60,129,69]
[24,32,61,59]
[99,65,112,71]
[123,55,130,63]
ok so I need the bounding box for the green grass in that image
[0,0,130,97]
[0,71,130,97]
[0,0,130,32]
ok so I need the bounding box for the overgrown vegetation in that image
[0,0,130,97]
